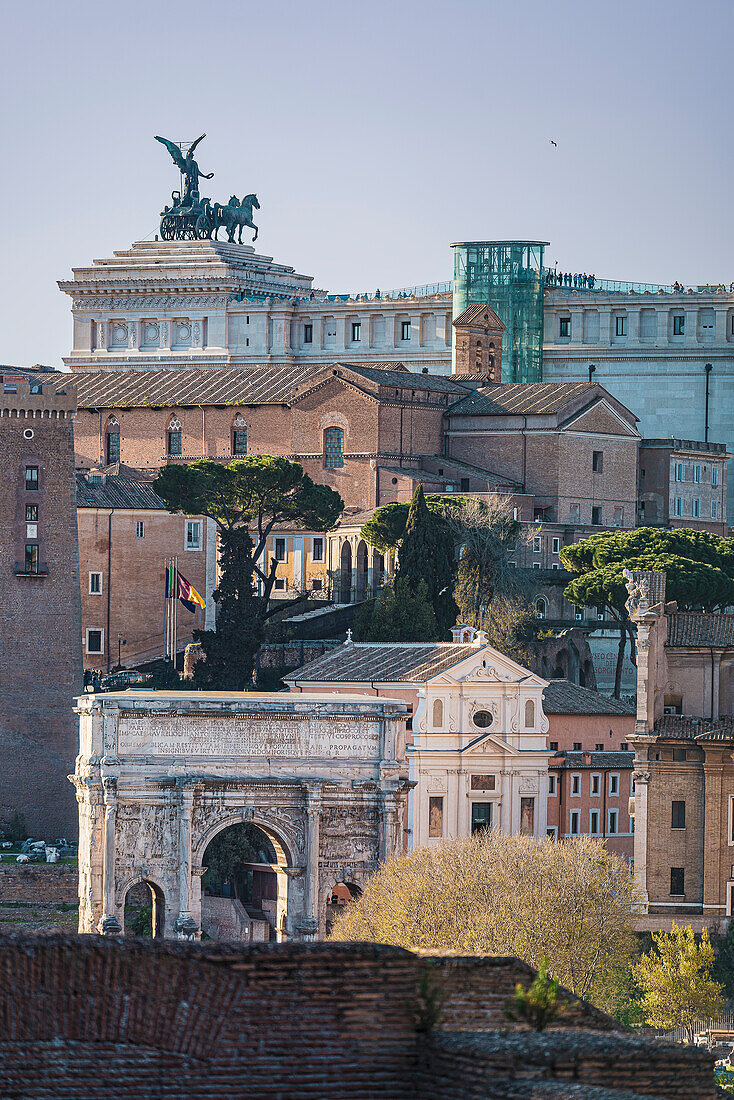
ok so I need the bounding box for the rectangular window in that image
[671,801,686,829]
[351,321,361,343]
[303,323,313,344]
[673,314,685,336]
[591,774,600,796]
[167,430,182,456]
[274,538,287,561]
[312,578,323,592]
[552,537,560,554]
[548,775,556,795]
[274,577,286,591]
[692,498,701,518]
[573,742,582,751]
[675,462,685,482]
[520,797,535,836]
[672,748,687,762]
[460,478,470,492]
[89,572,102,595]
[86,628,104,655]
[592,506,602,525]
[592,451,603,473]
[26,523,37,539]
[186,520,201,550]
[674,497,683,516]
[559,316,571,338]
[533,535,542,552]
[547,826,558,840]
[471,802,492,834]
[312,537,324,562]
[136,521,145,539]
[595,743,604,751]
[608,809,619,834]
[609,773,619,796]
[324,427,344,469]
[25,504,38,522]
[590,810,600,835]
[693,464,702,483]
[532,562,541,570]
[24,544,39,574]
[570,810,580,835]
[549,741,558,751]
[713,466,718,487]
[613,506,624,527]
[670,867,685,895]
[428,796,444,838]
[712,500,718,519]
[232,429,247,455]
[25,466,39,490]
[615,315,627,336]
[571,774,581,796]
[401,320,411,341]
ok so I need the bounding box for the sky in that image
[1,0,732,367]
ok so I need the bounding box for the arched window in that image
[432,698,443,728]
[105,417,120,465]
[232,414,247,456]
[535,597,547,620]
[524,699,535,728]
[324,426,344,469]
[167,417,182,457]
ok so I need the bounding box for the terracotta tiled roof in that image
[76,473,167,510]
[342,364,476,395]
[653,715,734,740]
[452,303,505,330]
[542,680,635,717]
[447,381,597,417]
[667,612,734,648]
[550,751,634,769]
[46,365,315,409]
[285,642,478,683]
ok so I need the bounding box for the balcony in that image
[14,561,48,577]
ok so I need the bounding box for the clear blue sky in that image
[1,0,732,367]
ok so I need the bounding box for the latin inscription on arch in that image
[117,716,380,759]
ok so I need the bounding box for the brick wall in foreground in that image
[0,936,719,1100]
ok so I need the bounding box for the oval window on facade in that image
[472,710,493,729]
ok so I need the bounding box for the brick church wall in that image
[0,385,83,837]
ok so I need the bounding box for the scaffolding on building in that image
[451,241,548,383]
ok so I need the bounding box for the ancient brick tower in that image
[452,304,505,381]
[0,376,82,836]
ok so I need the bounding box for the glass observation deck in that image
[451,241,548,383]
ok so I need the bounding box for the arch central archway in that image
[195,816,295,943]
[122,878,165,938]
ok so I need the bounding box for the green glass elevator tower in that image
[451,241,548,383]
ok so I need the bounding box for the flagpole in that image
[174,555,178,676]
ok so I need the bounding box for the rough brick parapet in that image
[0,865,79,905]
[0,935,717,1099]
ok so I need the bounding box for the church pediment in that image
[561,398,639,438]
[429,645,547,689]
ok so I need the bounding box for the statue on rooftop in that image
[155,134,213,207]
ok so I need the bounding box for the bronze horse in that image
[210,194,260,243]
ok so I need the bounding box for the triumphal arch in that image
[72,690,409,940]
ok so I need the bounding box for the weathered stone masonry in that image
[72,690,410,940]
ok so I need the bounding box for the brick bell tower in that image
[452,304,505,382]
[0,375,83,837]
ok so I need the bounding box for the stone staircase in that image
[200,897,270,942]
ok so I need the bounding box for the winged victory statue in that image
[155,132,260,244]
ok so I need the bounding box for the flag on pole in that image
[176,570,206,614]
[164,561,176,599]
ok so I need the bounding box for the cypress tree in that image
[354,579,438,642]
[192,527,262,690]
[397,485,457,637]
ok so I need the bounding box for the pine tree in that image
[192,527,262,690]
[397,486,457,637]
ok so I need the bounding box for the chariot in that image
[159,191,214,241]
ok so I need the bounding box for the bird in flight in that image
[550,139,557,147]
